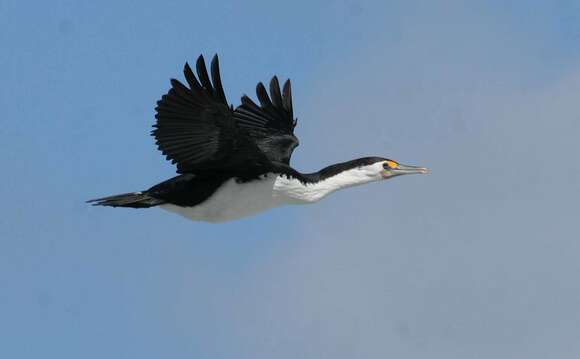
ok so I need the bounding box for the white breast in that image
[159,173,310,223]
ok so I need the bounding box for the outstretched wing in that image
[234,77,299,164]
[153,54,299,173]
[153,55,243,173]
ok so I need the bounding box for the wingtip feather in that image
[269,76,283,108]
[256,82,272,108]
[210,53,227,103]
[183,62,201,90]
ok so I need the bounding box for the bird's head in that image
[378,159,429,179]
[350,157,428,181]
[320,157,428,184]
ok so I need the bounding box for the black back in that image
[146,174,230,207]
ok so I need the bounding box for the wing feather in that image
[282,79,293,117]
[153,55,237,173]
[211,55,227,103]
[183,62,202,91]
[269,76,283,108]
[256,82,273,108]
[233,77,299,164]
[195,55,213,93]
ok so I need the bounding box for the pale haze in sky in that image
[2,1,580,358]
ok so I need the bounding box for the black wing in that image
[234,76,299,164]
[153,54,299,174]
[154,55,269,174]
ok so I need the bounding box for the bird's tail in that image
[87,191,164,208]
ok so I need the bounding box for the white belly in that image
[159,173,307,223]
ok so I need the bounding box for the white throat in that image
[273,166,381,203]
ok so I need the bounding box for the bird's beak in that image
[394,163,429,175]
[384,163,429,178]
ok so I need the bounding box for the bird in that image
[88,54,428,223]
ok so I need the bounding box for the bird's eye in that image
[383,160,398,170]
[382,163,390,170]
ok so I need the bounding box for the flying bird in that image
[88,55,428,222]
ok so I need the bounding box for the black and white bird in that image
[88,54,428,222]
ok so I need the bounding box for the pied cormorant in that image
[88,54,428,222]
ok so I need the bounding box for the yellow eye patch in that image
[385,160,398,169]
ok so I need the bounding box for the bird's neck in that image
[273,166,378,204]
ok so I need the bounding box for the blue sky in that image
[2,1,580,358]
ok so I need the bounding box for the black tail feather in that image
[87,192,163,208]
